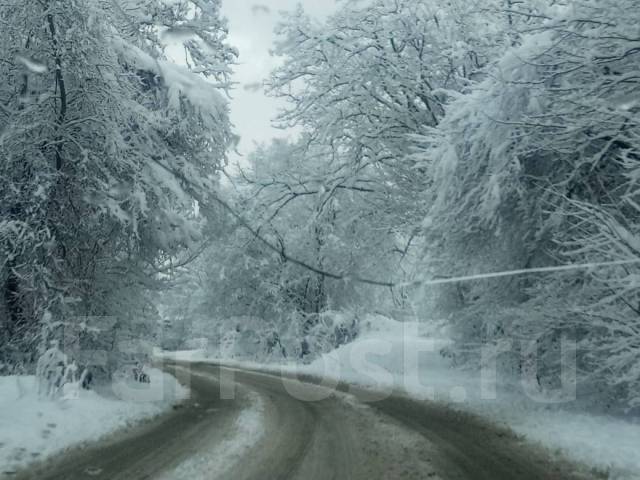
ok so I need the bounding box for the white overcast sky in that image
[219,1,338,166]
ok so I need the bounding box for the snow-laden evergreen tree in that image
[0,0,235,379]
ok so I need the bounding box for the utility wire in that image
[212,192,640,289]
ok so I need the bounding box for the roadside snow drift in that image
[296,317,640,479]
[0,369,187,474]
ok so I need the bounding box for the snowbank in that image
[163,315,640,479]
[0,369,188,474]
[155,347,210,363]
[297,317,640,479]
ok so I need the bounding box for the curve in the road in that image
[13,363,603,480]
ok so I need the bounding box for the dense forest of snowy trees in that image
[170,0,639,411]
[1,0,639,411]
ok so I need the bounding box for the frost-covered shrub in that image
[206,310,361,363]
[303,310,360,356]
[35,341,78,399]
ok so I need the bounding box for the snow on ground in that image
[156,346,209,363]
[0,368,188,475]
[161,316,640,480]
[158,385,264,480]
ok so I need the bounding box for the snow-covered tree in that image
[417,0,640,409]
[261,0,550,294]
[176,0,553,361]
[0,0,235,378]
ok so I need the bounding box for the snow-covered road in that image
[13,363,602,480]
